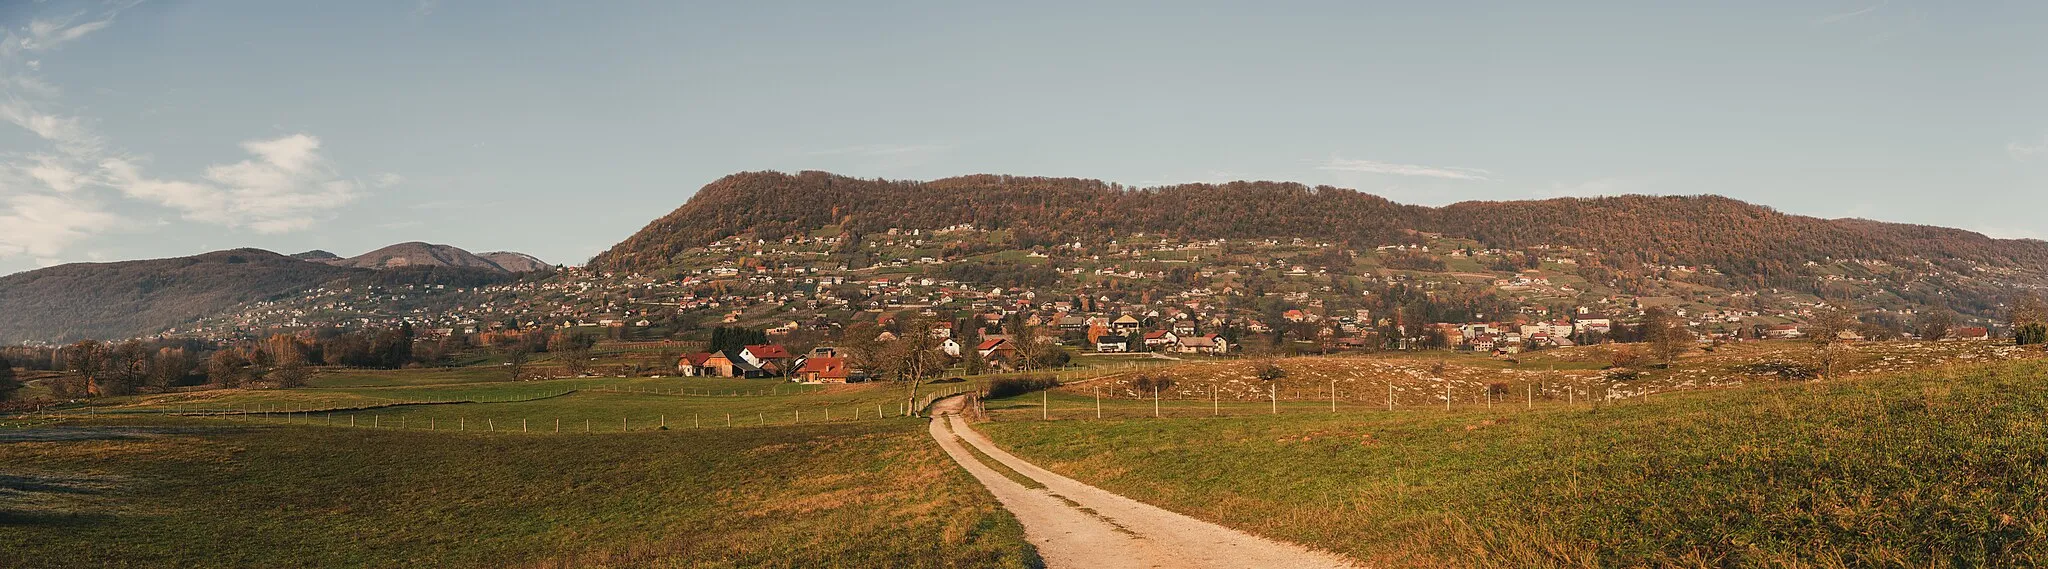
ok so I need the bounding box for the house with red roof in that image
[676,352,715,376]
[796,357,851,384]
[740,344,798,375]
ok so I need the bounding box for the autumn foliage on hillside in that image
[592,171,2048,288]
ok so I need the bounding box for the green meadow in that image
[978,359,2048,567]
[0,417,1033,569]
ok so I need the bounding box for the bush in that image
[986,375,1060,399]
[1131,374,1177,395]
[2017,323,2048,346]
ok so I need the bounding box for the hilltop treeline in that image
[592,171,2048,292]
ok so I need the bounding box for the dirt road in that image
[928,396,1359,569]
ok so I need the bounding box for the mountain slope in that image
[326,242,508,272]
[590,171,2048,286]
[478,251,550,273]
[0,249,362,344]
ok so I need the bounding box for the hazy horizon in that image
[4,1,2047,275]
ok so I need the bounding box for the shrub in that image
[1131,374,1177,395]
[2017,323,2048,346]
[986,375,1059,399]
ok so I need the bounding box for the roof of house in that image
[744,344,795,359]
[1143,330,1171,340]
[679,352,714,366]
[977,338,1007,350]
[1113,315,1141,324]
[798,357,848,378]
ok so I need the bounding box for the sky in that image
[2,1,2046,275]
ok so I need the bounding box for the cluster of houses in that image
[677,344,859,383]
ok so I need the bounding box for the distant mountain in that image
[478,251,551,273]
[324,242,507,272]
[0,249,361,344]
[591,171,2048,292]
[291,250,341,261]
[309,242,548,274]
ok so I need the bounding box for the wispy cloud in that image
[1316,158,1492,181]
[104,134,361,234]
[0,193,121,258]
[2009,137,2048,160]
[0,4,366,263]
[1818,1,1883,24]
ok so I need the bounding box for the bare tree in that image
[63,340,108,397]
[1007,320,1048,372]
[1807,306,1858,379]
[1640,307,1693,363]
[1914,310,1956,341]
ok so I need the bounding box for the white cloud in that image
[0,7,373,263]
[2010,137,2048,160]
[105,134,361,234]
[3,13,120,58]
[0,99,102,157]
[1316,158,1492,181]
[373,172,405,188]
[24,155,84,193]
[0,193,121,258]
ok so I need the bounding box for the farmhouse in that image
[795,357,850,383]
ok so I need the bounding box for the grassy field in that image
[978,358,2048,567]
[1065,340,2041,407]
[0,416,1036,569]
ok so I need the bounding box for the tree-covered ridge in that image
[590,171,2048,290]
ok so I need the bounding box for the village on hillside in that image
[95,225,2011,384]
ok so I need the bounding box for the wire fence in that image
[15,384,985,434]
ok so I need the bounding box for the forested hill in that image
[0,249,359,344]
[0,249,527,344]
[590,170,2048,283]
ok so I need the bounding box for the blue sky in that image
[2,1,2046,275]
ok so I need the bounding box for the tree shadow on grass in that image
[0,509,114,526]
